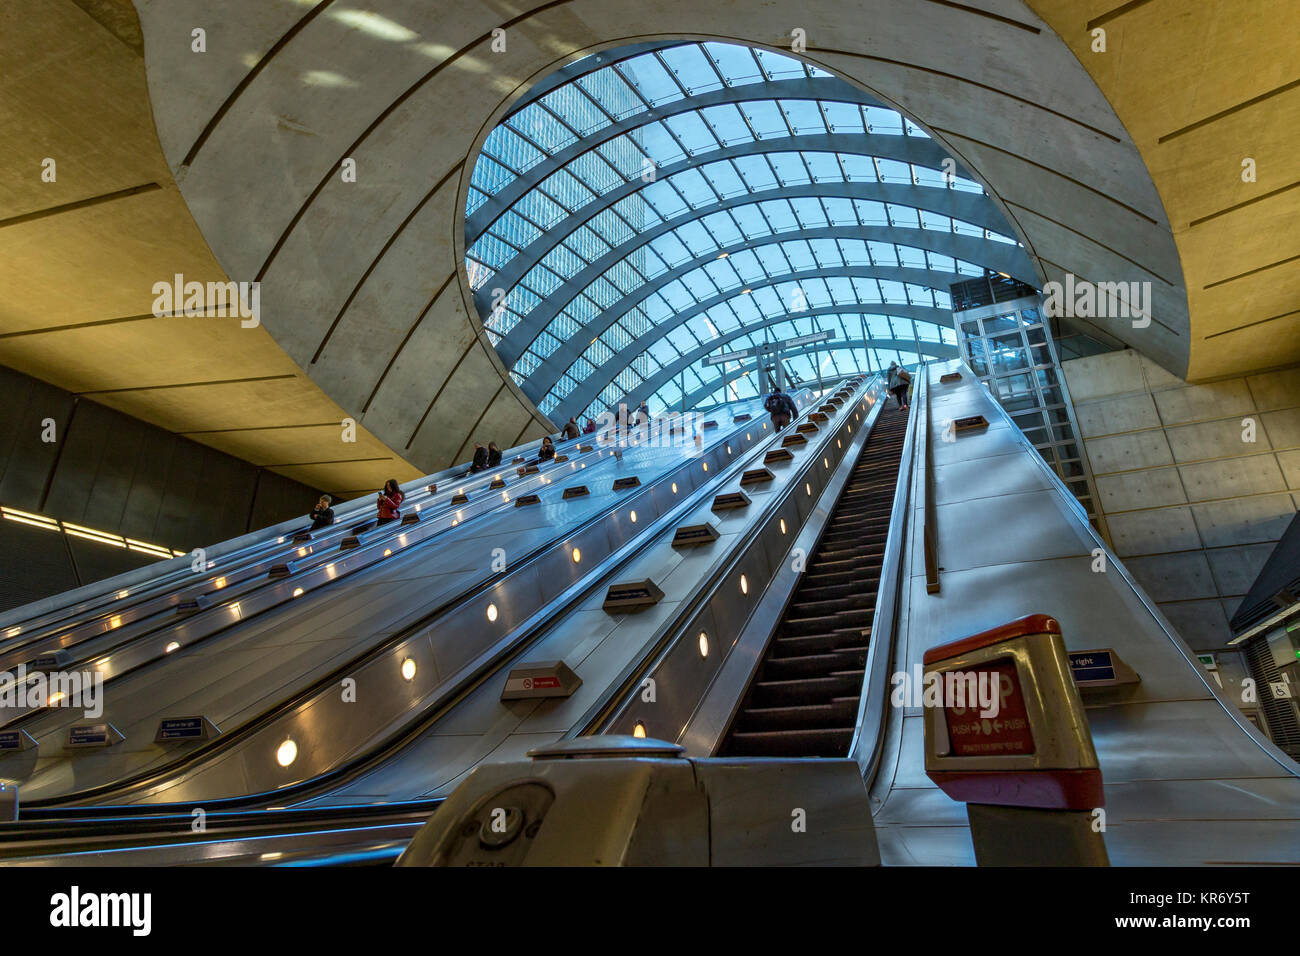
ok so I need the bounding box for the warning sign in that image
[941,660,1036,757]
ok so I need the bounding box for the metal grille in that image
[1244,633,1300,758]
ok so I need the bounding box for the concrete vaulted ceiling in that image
[0,0,422,497]
[2,0,1295,475]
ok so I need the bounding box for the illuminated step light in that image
[276,738,298,767]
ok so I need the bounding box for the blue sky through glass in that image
[465,40,1030,422]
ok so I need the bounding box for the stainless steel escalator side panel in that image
[15,397,787,808]
[0,431,568,636]
[395,749,877,867]
[589,378,889,755]
[290,385,862,806]
[869,359,1300,866]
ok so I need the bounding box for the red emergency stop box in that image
[922,614,1103,811]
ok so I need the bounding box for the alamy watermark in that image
[890,664,1008,719]
[592,403,704,449]
[151,273,260,328]
[1042,272,1150,328]
[0,666,103,717]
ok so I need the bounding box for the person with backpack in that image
[764,386,797,430]
[561,417,581,440]
[887,362,912,410]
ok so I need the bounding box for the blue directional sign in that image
[1069,651,1116,683]
[157,717,204,740]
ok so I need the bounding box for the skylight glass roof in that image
[465,40,1034,422]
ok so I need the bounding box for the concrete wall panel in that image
[1066,350,1300,651]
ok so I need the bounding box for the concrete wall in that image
[0,362,326,610]
[1062,349,1300,651]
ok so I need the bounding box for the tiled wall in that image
[1062,350,1300,649]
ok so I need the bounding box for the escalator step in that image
[720,404,909,759]
[750,672,864,706]
[723,727,855,758]
[761,647,868,679]
[732,698,860,732]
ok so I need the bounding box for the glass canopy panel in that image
[465,40,1030,421]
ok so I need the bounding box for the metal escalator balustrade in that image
[15,392,817,808]
[719,404,910,758]
[569,377,878,746]
[0,430,577,641]
[0,436,587,664]
[0,439,625,728]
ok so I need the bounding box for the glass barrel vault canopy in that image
[464,40,1035,423]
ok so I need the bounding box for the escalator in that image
[718,404,910,757]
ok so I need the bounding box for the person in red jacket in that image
[375,479,404,525]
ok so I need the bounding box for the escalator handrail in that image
[848,362,926,783]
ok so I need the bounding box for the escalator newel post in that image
[921,614,1109,866]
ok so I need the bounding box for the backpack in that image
[897,368,911,385]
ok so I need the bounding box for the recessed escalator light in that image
[214,577,227,589]
[698,632,709,658]
[806,483,812,496]
[702,463,708,472]
[837,439,842,449]
[740,574,748,595]
[48,692,65,706]
[633,721,647,738]
[116,590,129,599]
[110,615,122,629]
[630,511,637,523]
[823,458,829,468]
[572,547,581,563]
[165,641,180,653]
[383,548,392,557]
[487,603,499,622]
[401,658,417,681]
[780,518,787,535]
[292,587,304,598]
[276,739,298,767]
[726,445,731,454]
[671,482,678,494]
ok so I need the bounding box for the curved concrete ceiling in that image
[0,0,421,498]
[9,0,1293,476]
[1027,0,1298,381]
[126,0,1197,472]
